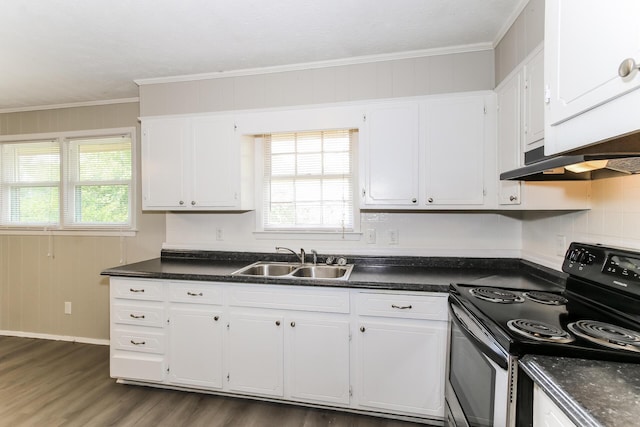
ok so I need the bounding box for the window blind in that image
[0,140,60,225]
[65,135,132,226]
[263,129,354,231]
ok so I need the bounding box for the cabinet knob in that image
[411,198,417,203]
[214,316,219,321]
[360,326,365,333]
[191,201,196,206]
[618,58,640,78]
[179,200,184,205]
[428,197,434,203]
[290,321,296,327]
[275,320,281,326]
[509,195,518,202]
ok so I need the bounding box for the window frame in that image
[0,127,137,234]
[254,130,361,240]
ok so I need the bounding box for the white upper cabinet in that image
[523,48,545,151]
[360,93,494,210]
[496,70,523,206]
[545,0,640,154]
[361,102,420,207]
[141,114,254,210]
[423,94,487,206]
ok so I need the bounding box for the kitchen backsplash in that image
[523,174,640,269]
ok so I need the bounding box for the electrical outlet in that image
[388,229,399,245]
[366,229,376,244]
[216,228,224,241]
[64,301,72,315]
[555,235,567,256]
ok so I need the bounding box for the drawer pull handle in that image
[187,292,203,297]
[391,304,412,310]
[130,340,146,346]
[129,288,145,293]
[129,314,145,319]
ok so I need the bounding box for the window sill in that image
[253,230,362,241]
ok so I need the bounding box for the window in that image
[0,129,135,231]
[262,129,355,232]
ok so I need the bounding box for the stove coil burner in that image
[522,291,568,306]
[507,319,574,343]
[469,287,524,303]
[567,320,640,353]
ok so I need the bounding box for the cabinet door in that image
[546,0,640,128]
[424,96,485,206]
[227,311,284,397]
[523,48,545,150]
[533,384,578,427]
[286,316,350,405]
[168,306,224,389]
[362,103,420,206]
[356,319,446,418]
[141,118,188,209]
[497,72,522,206]
[190,116,239,208]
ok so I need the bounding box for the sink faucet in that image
[276,246,306,264]
[311,249,318,265]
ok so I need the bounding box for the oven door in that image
[445,296,516,427]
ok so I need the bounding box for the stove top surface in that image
[449,282,640,362]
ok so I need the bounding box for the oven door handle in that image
[449,298,509,370]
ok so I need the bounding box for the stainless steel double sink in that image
[231,261,353,280]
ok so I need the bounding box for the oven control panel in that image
[564,243,640,295]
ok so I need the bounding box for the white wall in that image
[523,175,640,269]
[165,211,522,258]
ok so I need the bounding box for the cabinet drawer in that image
[168,281,223,305]
[113,302,165,328]
[356,292,447,320]
[112,278,165,301]
[111,351,165,382]
[112,328,166,354]
[229,285,349,313]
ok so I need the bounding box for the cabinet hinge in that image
[349,385,353,397]
[483,105,487,114]
[167,318,170,324]
[544,85,551,104]
[166,366,170,373]
[349,331,352,341]
[362,114,366,122]
[227,373,230,382]
[234,123,237,132]
[226,322,230,330]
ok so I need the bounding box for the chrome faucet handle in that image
[325,256,336,265]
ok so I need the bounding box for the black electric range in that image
[445,242,640,427]
[449,242,640,363]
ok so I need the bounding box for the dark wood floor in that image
[0,336,431,426]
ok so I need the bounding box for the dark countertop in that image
[101,250,566,292]
[520,355,640,427]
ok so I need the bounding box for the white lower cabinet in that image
[226,311,285,397]
[355,292,448,419]
[168,306,224,389]
[533,383,577,427]
[286,314,351,405]
[109,279,447,422]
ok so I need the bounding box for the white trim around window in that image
[0,127,137,234]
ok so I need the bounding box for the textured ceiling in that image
[0,0,525,111]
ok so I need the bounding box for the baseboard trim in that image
[0,330,109,346]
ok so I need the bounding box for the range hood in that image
[500,133,640,181]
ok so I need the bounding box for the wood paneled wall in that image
[0,102,165,341]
